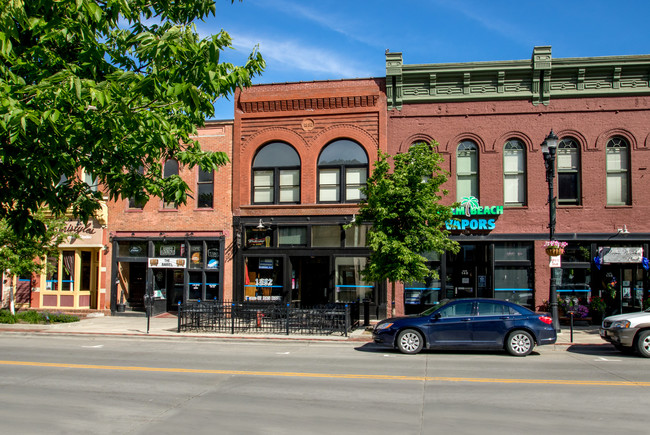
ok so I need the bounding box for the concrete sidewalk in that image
[0,313,607,346]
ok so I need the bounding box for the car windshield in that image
[420,299,450,316]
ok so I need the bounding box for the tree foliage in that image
[0,211,70,278]
[0,0,265,238]
[353,141,459,285]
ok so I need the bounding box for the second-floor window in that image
[252,142,300,204]
[606,137,630,205]
[503,139,526,206]
[197,168,214,208]
[558,138,580,205]
[456,140,478,201]
[318,139,368,203]
[163,159,179,209]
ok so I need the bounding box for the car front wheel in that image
[636,331,650,358]
[506,330,534,356]
[396,329,424,354]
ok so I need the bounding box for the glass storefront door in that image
[445,244,489,300]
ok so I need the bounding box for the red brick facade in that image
[106,121,234,311]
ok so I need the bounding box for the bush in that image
[0,310,79,324]
[16,310,45,324]
[48,313,80,323]
[0,309,16,324]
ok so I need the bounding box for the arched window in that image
[252,142,300,204]
[606,137,630,205]
[163,159,179,209]
[318,139,368,203]
[456,141,478,202]
[503,139,526,206]
[557,138,580,205]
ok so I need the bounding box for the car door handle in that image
[461,318,472,321]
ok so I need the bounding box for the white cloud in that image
[231,34,374,79]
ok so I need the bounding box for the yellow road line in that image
[0,360,648,387]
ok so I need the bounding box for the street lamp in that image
[541,129,560,332]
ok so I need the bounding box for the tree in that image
[351,141,459,316]
[0,0,264,239]
[0,212,71,314]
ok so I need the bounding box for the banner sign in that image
[148,258,187,268]
[599,247,643,264]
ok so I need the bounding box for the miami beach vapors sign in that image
[446,196,503,232]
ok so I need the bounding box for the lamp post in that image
[541,129,560,332]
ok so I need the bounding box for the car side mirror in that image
[433,313,441,320]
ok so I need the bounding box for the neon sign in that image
[446,196,502,232]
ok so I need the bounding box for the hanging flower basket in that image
[543,240,568,256]
[545,246,564,256]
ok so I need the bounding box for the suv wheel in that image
[636,330,650,358]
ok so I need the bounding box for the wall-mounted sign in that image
[148,258,187,268]
[259,259,274,270]
[60,219,104,247]
[246,228,272,248]
[599,247,643,264]
[159,245,176,256]
[446,197,503,232]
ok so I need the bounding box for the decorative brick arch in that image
[311,124,379,162]
[555,129,589,153]
[399,133,436,153]
[493,131,535,154]
[595,128,637,151]
[445,132,487,153]
[241,127,309,166]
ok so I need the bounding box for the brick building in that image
[232,79,388,319]
[387,46,650,318]
[106,121,234,314]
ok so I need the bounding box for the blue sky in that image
[202,0,650,119]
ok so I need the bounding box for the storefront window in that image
[278,227,307,247]
[189,242,203,269]
[189,271,202,300]
[244,257,284,301]
[405,266,442,312]
[46,256,59,291]
[154,241,184,258]
[558,268,592,301]
[344,224,369,247]
[494,243,531,261]
[206,272,219,300]
[335,257,373,302]
[118,241,148,257]
[62,251,75,291]
[562,243,591,263]
[246,228,272,248]
[494,266,532,308]
[206,242,220,269]
[312,225,341,247]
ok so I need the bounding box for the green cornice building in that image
[386,46,650,110]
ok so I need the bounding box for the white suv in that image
[600,308,650,357]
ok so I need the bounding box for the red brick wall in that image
[389,95,650,309]
[106,121,235,300]
[234,79,387,217]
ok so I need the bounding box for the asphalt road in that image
[0,334,647,435]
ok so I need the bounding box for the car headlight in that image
[374,322,393,331]
[611,320,631,329]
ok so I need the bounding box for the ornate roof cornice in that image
[386,46,650,110]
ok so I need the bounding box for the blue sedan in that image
[372,298,557,356]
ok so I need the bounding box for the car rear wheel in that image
[636,331,650,358]
[396,329,423,354]
[506,330,534,356]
